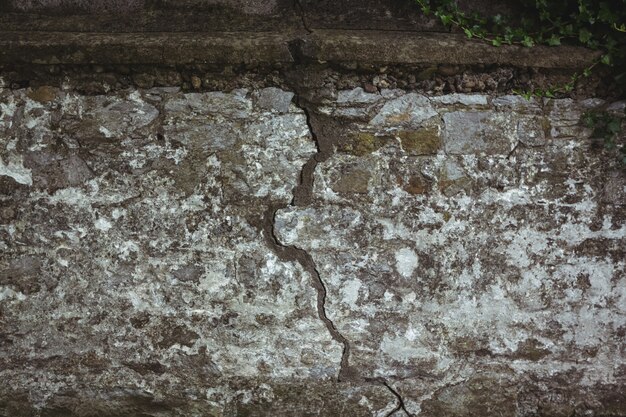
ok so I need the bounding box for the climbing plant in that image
[415,0,626,164]
[414,0,626,98]
[582,109,626,164]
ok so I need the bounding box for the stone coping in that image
[0,30,599,68]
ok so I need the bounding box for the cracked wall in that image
[0,82,625,416]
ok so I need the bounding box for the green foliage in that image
[582,109,626,164]
[415,0,626,163]
[415,0,626,97]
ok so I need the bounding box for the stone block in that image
[253,87,294,113]
[443,111,546,154]
[370,92,437,129]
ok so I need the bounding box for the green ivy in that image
[415,0,626,97]
[415,0,626,164]
[582,109,626,164]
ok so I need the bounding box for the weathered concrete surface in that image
[0,32,296,66]
[303,31,601,68]
[1,84,625,416]
[0,0,435,33]
[0,31,600,69]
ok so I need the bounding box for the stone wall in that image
[1,80,625,416]
[1,1,625,415]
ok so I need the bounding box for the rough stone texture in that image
[276,89,625,415]
[1,84,625,416]
[0,87,396,415]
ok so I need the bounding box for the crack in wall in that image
[383,380,412,417]
[262,87,414,415]
[262,202,351,382]
[293,0,312,34]
[364,377,412,416]
[261,44,416,404]
[255,83,351,382]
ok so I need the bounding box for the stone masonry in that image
[0,82,625,416]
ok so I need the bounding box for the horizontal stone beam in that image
[304,30,601,69]
[0,32,295,65]
[0,30,599,68]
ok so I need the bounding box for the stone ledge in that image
[304,30,601,69]
[0,30,599,68]
[0,32,295,65]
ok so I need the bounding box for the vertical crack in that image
[383,380,412,417]
[366,377,412,417]
[265,83,410,412]
[293,0,312,34]
[262,93,352,382]
[291,95,323,207]
[263,204,351,381]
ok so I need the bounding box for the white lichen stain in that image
[0,155,32,185]
[341,278,362,308]
[115,240,139,260]
[0,287,27,302]
[47,187,91,207]
[380,332,434,363]
[94,217,113,232]
[0,95,17,129]
[99,126,113,138]
[394,248,418,278]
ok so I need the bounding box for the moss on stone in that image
[27,86,57,103]
[403,174,430,195]
[339,132,386,156]
[512,338,551,361]
[332,167,371,194]
[397,128,441,155]
[416,66,438,81]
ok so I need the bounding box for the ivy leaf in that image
[586,39,599,49]
[521,36,534,47]
[561,24,574,36]
[492,38,502,46]
[601,54,612,65]
[605,139,615,150]
[578,28,592,44]
[607,120,621,134]
[547,34,561,45]
[597,2,615,23]
[439,14,453,25]
[463,28,473,38]
[582,112,596,127]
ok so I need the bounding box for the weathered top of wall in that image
[0,0,599,68]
